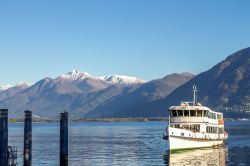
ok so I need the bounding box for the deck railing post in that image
[0,109,8,166]
[23,110,32,166]
[60,111,68,166]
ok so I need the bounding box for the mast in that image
[193,85,197,106]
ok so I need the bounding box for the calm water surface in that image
[8,121,250,166]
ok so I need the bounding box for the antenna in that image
[192,85,198,106]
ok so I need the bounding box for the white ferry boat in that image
[163,85,228,152]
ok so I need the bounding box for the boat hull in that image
[169,136,224,152]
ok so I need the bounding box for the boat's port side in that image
[168,127,225,140]
[169,135,224,152]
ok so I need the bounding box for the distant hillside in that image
[152,47,250,118]
[87,73,194,117]
[0,83,30,101]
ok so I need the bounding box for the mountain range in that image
[0,70,193,118]
[0,47,250,118]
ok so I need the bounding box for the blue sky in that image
[0,0,250,85]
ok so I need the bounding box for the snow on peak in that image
[0,82,31,92]
[16,82,31,87]
[100,75,146,85]
[60,70,91,80]
[0,84,13,91]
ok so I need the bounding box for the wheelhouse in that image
[169,108,223,120]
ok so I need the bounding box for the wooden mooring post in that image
[23,110,32,166]
[0,109,8,166]
[60,111,68,166]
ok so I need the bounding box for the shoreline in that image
[9,117,169,123]
[8,117,250,123]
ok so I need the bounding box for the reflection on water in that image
[164,147,228,166]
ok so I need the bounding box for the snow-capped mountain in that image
[55,70,146,87]
[0,84,13,91]
[0,70,147,117]
[0,69,193,118]
[0,82,31,101]
[57,70,146,85]
[53,70,109,94]
[100,75,146,85]
[57,70,91,80]
[16,82,32,87]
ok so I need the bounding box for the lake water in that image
[8,121,250,166]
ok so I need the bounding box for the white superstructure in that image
[164,85,228,152]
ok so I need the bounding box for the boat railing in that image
[162,128,168,140]
[168,127,226,140]
[8,146,18,166]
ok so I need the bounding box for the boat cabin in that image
[168,102,224,134]
[169,102,223,120]
[169,108,223,120]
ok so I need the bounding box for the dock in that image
[0,109,69,166]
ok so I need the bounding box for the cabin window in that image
[210,113,213,119]
[177,124,200,132]
[206,126,210,133]
[197,110,202,117]
[207,126,211,133]
[190,110,196,116]
[196,124,200,132]
[217,114,223,119]
[182,124,190,130]
[169,110,172,117]
[174,124,180,128]
[172,110,177,117]
[190,124,200,132]
[206,126,219,133]
[177,110,183,117]
[212,113,217,119]
[208,112,212,119]
[184,110,190,116]
[208,112,216,119]
[219,127,224,134]
[203,110,208,117]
